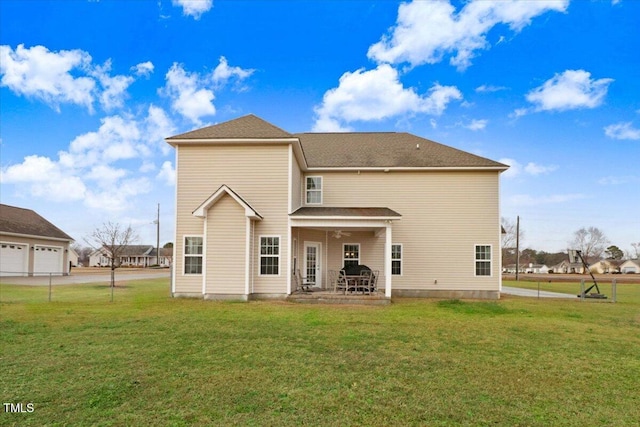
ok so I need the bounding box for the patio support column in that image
[385,223,392,298]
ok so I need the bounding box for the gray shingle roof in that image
[0,204,74,241]
[166,114,292,140]
[166,114,507,169]
[290,207,401,218]
[295,132,506,168]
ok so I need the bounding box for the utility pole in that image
[515,215,520,281]
[156,203,160,266]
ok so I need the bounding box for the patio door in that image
[303,242,322,288]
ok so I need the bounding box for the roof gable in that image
[0,204,74,241]
[193,185,263,220]
[166,114,292,140]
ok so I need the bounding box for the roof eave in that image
[165,137,300,147]
[0,231,74,243]
[304,166,509,172]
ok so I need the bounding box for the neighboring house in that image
[166,114,509,301]
[69,248,80,267]
[525,264,549,274]
[588,259,622,274]
[619,259,640,274]
[503,263,549,274]
[550,260,586,274]
[89,245,172,267]
[0,204,74,277]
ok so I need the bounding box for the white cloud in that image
[509,193,587,206]
[524,162,558,175]
[598,175,640,185]
[0,44,143,113]
[367,0,568,70]
[212,56,254,90]
[86,165,128,185]
[520,69,613,114]
[313,64,461,131]
[1,108,172,212]
[499,158,557,179]
[604,122,640,140]
[91,59,134,111]
[146,105,176,155]
[132,61,154,77]
[0,44,95,112]
[162,62,216,124]
[475,84,508,93]
[0,155,87,202]
[157,161,176,185]
[172,0,213,20]
[465,119,488,131]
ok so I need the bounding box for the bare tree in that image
[569,226,609,261]
[86,222,137,288]
[631,242,640,259]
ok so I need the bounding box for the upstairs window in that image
[306,176,323,204]
[475,245,492,276]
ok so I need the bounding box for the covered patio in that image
[288,207,401,298]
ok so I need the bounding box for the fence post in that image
[580,279,585,302]
[48,273,52,302]
[612,279,617,303]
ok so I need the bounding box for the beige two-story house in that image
[166,114,508,301]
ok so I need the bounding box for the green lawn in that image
[1,279,639,426]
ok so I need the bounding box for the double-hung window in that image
[475,245,492,276]
[392,244,403,275]
[343,244,360,268]
[260,236,280,275]
[306,176,322,204]
[184,236,203,275]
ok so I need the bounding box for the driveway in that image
[502,286,576,299]
[0,270,170,286]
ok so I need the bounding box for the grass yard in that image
[1,279,639,426]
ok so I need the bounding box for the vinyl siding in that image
[174,144,289,295]
[291,149,302,213]
[311,170,501,291]
[205,194,246,294]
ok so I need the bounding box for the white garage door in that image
[34,245,63,276]
[0,243,29,277]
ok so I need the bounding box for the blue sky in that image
[1,0,638,255]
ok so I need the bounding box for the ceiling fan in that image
[332,230,352,239]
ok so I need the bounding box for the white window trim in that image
[305,176,323,205]
[343,243,360,267]
[259,235,281,276]
[392,243,403,276]
[183,235,203,275]
[474,244,492,277]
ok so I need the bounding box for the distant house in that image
[619,259,640,274]
[89,245,171,267]
[588,259,622,274]
[550,260,585,274]
[166,114,508,301]
[0,204,74,277]
[503,263,549,274]
[525,264,549,274]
